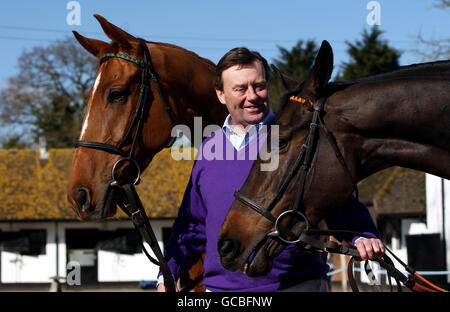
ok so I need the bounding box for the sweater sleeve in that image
[324,196,380,244]
[157,168,207,282]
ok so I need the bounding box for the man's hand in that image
[156,283,178,292]
[355,238,385,260]
[156,283,169,292]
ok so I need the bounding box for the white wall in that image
[0,222,57,283]
[426,174,450,283]
[95,220,171,282]
[1,219,173,284]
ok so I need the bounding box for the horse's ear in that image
[73,31,109,57]
[94,14,136,51]
[302,40,333,100]
[271,64,300,91]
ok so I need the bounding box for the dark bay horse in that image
[218,40,450,277]
[67,15,228,220]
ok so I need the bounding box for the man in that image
[157,47,384,292]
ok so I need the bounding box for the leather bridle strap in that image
[317,113,359,201]
[73,141,129,157]
[233,93,448,292]
[75,40,177,159]
[294,228,415,292]
[234,96,360,244]
[74,40,177,291]
[291,98,325,213]
[116,184,176,292]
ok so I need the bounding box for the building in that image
[0,148,194,289]
[425,174,450,284]
[1,146,447,291]
[329,167,449,289]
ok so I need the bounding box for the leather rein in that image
[234,95,448,292]
[74,40,177,292]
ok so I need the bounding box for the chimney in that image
[39,136,48,160]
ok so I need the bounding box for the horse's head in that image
[67,15,176,220]
[218,41,354,276]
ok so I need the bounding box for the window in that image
[0,229,46,256]
[97,229,141,254]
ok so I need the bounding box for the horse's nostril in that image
[218,238,240,258]
[76,188,90,211]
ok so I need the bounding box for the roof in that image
[0,148,195,221]
[0,148,426,221]
[357,167,426,216]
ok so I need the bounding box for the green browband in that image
[100,53,145,68]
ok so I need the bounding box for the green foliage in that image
[337,27,401,81]
[0,135,31,149]
[269,40,318,111]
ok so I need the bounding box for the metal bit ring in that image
[271,210,309,245]
[111,158,141,186]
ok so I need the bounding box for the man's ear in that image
[271,65,300,91]
[215,88,226,105]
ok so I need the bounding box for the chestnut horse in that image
[67,15,228,220]
[218,40,450,277]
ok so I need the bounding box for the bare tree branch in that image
[0,36,96,147]
[411,1,450,61]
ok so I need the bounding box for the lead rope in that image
[300,228,449,292]
[115,184,176,292]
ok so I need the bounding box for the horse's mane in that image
[143,39,217,69]
[277,60,450,111]
[326,59,450,95]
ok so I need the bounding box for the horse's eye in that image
[107,88,129,103]
[278,137,289,150]
[272,137,289,151]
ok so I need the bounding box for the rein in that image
[234,95,448,292]
[74,40,177,292]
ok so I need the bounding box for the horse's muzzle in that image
[218,237,242,271]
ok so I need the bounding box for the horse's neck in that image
[335,78,450,180]
[177,72,227,127]
[156,44,228,129]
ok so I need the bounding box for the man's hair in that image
[214,47,270,91]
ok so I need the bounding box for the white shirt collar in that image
[222,108,275,150]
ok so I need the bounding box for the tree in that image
[0,37,96,148]
[435,0,450,8]
[337,27,401,81]
[0,135,31,149]
[268,40,318,111]
[413,0,449,61]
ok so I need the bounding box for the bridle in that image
[75,40,176,185]
[74,40,177,292]
[234,96,358,245]
[233,94,447,292]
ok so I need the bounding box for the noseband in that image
[232,95,448,293]
[74,40,177,292]
[234,96,359,245]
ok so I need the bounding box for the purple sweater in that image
[161,128,379,292]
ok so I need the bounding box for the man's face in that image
[215,60,270,128]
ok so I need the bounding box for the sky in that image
[0,0,449,139]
